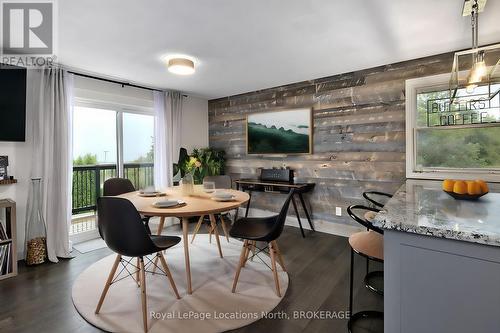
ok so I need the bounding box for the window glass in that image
[123,112,155,189]
[415,84,500,170]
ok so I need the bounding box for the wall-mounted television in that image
[0,64,27,142]
[246,108,313,155]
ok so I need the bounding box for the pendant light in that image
[449,0,500,99]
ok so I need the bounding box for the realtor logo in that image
[2,1,53,55]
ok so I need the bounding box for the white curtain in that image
[154,91,183,189]
[30,67,73,263]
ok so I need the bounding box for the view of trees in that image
[72,140,155,215]
[416,88,500,169]
[73,153,98,166]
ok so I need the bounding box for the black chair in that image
[191,175,233,244]
[362,191,393,208]
[103,178,153,234]
[229,189,294,297]
[347,204,384,333]
[95,197,181,333]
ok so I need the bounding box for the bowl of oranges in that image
[442,179,489,200]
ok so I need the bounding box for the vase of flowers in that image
[183,148,226,184]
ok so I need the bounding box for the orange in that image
[466,181,482,195]
[475,180,489,194]
[442,179,455,192]
[453,180,468,194]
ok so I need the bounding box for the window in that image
[406,73,500,181]
[71,101,155,237]
[123,112,155,189]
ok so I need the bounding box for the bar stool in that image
[362,191,393,209]
[347,204,384,332]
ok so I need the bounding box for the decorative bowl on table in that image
[442,179,489,201]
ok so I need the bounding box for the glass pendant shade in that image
[449,44,500,99]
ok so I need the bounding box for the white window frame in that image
[406,73,500,182]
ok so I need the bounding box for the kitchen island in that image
[374,179,500,333]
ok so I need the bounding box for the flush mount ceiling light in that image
[167,58,195,75]
[449,0,500,98]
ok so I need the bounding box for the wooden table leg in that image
[219,215,230,242]
[209,214,223,258]
[182,217,192,294]
[152,216,166,274]
[191,215,205,244]
[157,216,166,235]
[298,193,315,231]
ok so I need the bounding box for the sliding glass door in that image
[71,104,154,240]
[123,112,155,189]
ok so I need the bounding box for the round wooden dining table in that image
[119,186,250,294]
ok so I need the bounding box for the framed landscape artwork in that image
[246,108,313,155]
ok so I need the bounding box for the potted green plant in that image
[183,148,226,184]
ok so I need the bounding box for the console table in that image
[235,179,315,237]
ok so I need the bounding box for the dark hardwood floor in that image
[0,224,383,333]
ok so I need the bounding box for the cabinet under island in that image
[374,179,500,333]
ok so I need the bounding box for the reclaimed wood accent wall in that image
[209,52,454,226]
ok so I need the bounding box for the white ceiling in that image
[58,0,500,99]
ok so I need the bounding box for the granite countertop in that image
[373,179,500,247]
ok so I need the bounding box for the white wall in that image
[181,96,209,153]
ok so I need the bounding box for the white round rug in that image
[72,234,288,333]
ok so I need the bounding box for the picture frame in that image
[246,108,313,155]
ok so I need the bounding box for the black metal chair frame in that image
[347,204,384,332]
[362,190,393,208]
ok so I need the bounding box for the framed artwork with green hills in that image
[246,108,313,155]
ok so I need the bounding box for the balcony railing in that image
[72,163,154,215]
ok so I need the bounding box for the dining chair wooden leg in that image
[136,257,141,287]
[206,223,213,244]
[95,254,121,314]
[209,214,223,258]
[191,215,205,244]
[219,215,230,243]
[272,241,286,272]
[269,242,282,297]
[182,217,193,295]
[232,240,248,293]
[139,257,148,333]
[158,253,181,299]
[151,216,167,274]
[250,240,256,261]
[242,241,252,267]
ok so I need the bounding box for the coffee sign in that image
[426,92,500,127]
